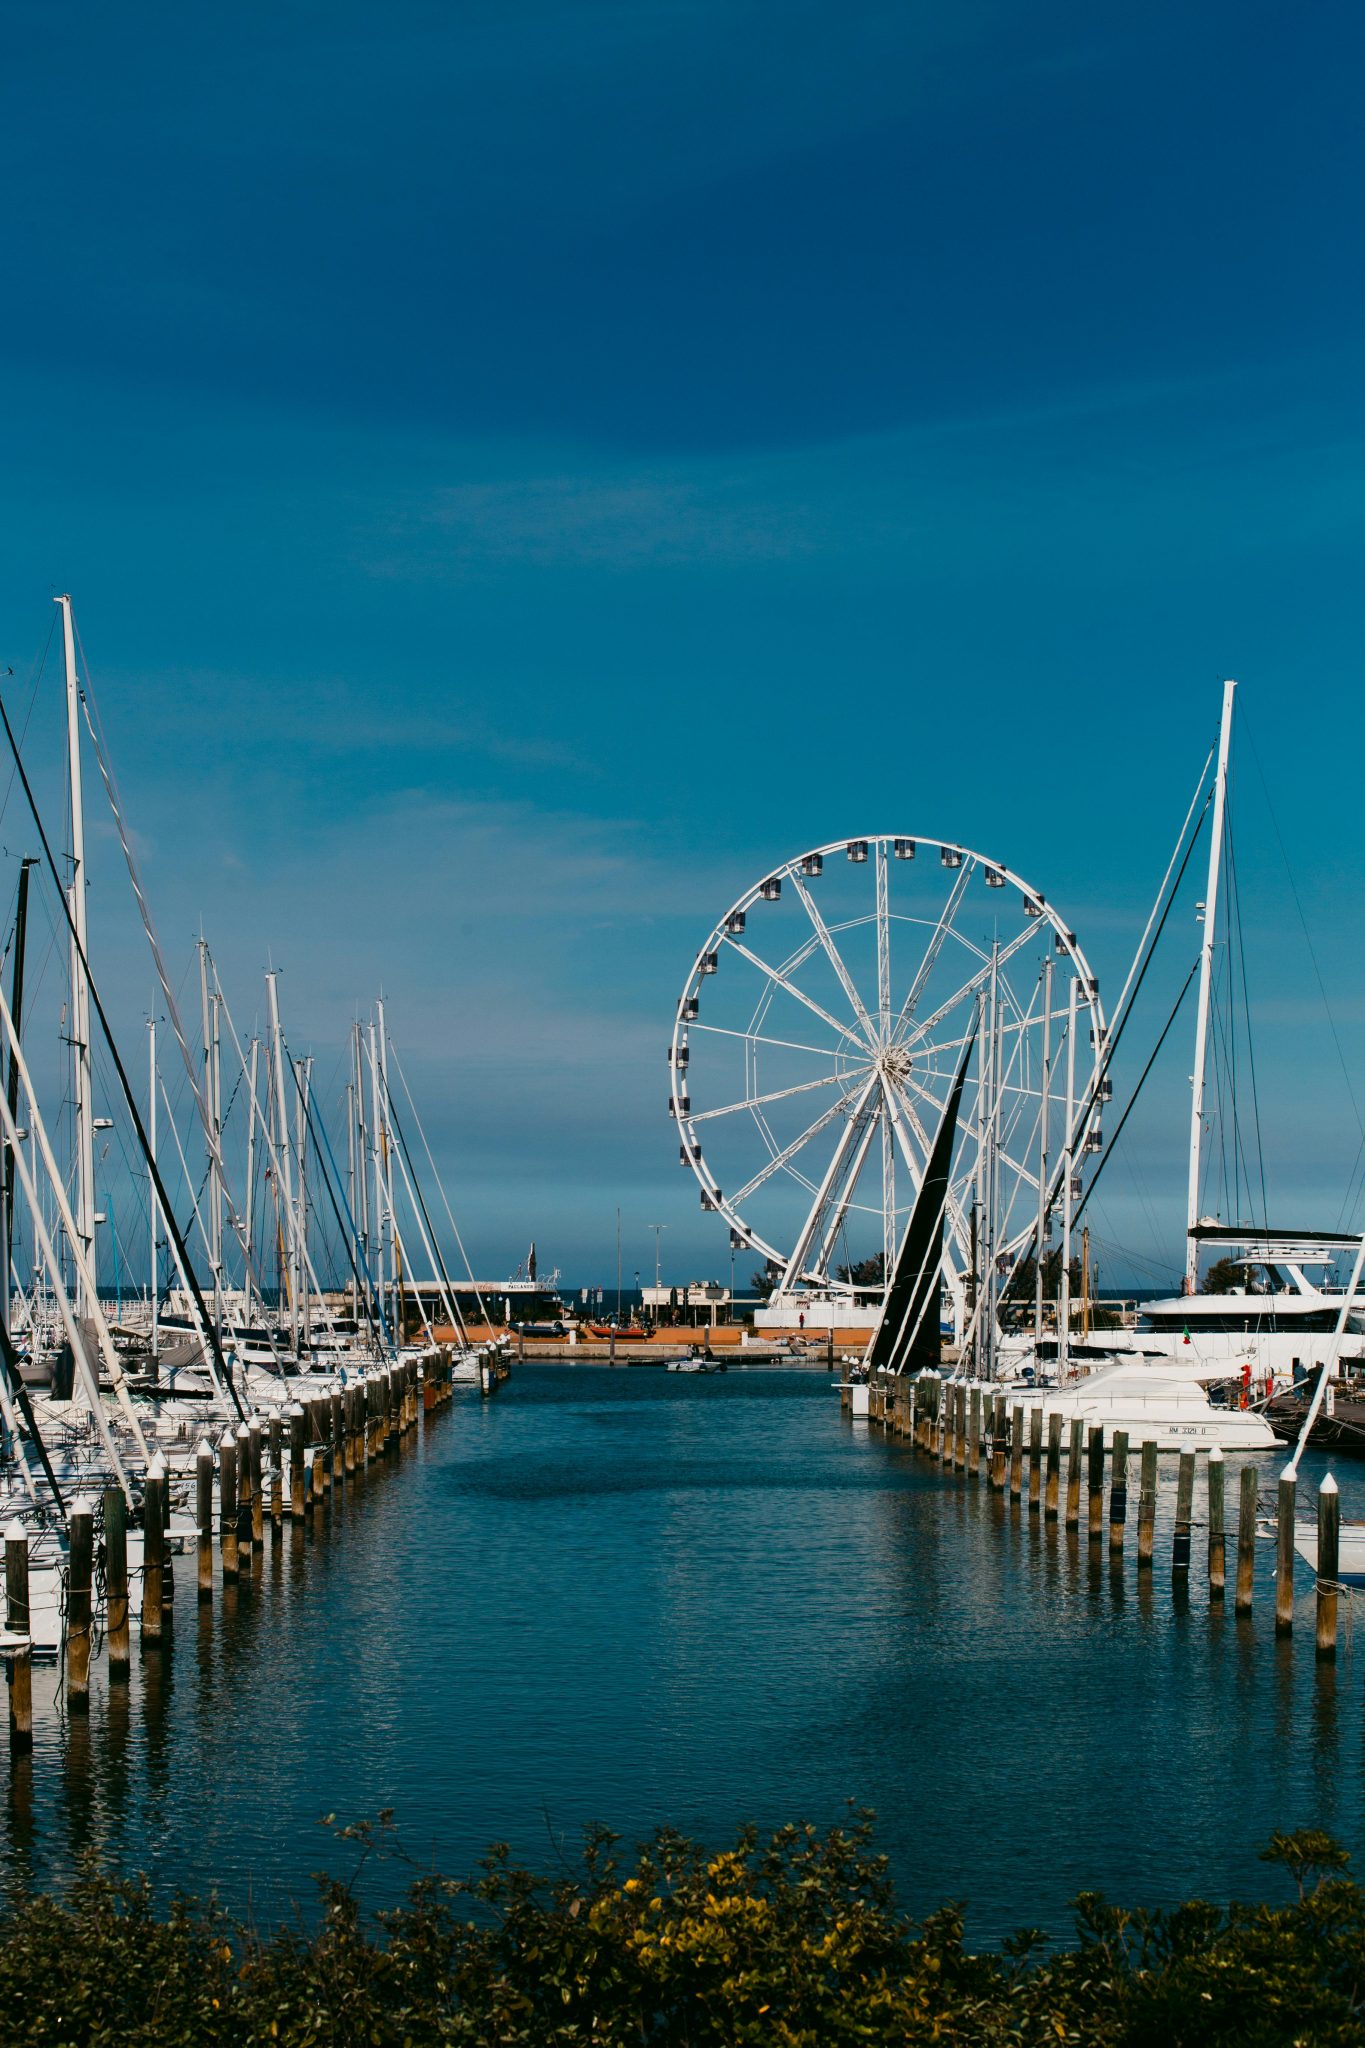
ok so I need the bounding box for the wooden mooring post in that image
[142,1458,166,1646]
[990,1393,1007,1490]
[196,1438,214,1599]
[1044,1412,1061,1522]
[1316,1473,1340,1662]
[219,1430,239,1579]
[289,1404,306,1519]
[104,1485,130,1675]
[1137,1440,1158,1567]
[331,1390,345,1481]
[1206,1446,1225,1600]
[1086,1427,1104,1543]
[269,1414,283,1531]
[249,1420,265,1548]
[1028,1406,1042,1514]
[1108,1430,1128,1554]
[1275,1470,1296,1636]
[1009,1404,1024,1501]
[5,1522,31,1753]
[66,1496,94,1711]
[236,1420,254,1559]
[1235,1464,1257,1616]
[1065,1419,1083,1531]
[1172,1450,1196,1580]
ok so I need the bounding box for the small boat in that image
[1292,1520,1365,1584]
[666,1356,727,1374]
[1025,1362,1278,1452]
[586,1321,647,1341]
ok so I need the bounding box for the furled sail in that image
[866,1024,977,1377]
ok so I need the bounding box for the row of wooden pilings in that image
[3,1355,454,1751]
[852,1370,1346,1661]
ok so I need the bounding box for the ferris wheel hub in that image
[877,1045,913,1085]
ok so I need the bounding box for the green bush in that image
[0,1814,1358,2044]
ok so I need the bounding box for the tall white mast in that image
[148,1015,158,1360]
[1058,976,1078,1378]
[266,971,298,1350]
[57,596,96,1315]
[377,998,398,1331]
[1185,679,1237,1294]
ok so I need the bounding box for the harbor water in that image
[3,1366,1362,1944]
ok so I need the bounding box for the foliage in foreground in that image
[0,1814,1360,2045]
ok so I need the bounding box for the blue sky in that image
[3,2,1364,1288]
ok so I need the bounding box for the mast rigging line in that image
[1071,956,1200,1231]
[283,1045,388,1359]
[0,690,244,1421]
[386,1037,494,1332]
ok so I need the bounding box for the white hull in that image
[1022,1365,1277,1452]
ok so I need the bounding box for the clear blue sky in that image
[3,3,1364,1288]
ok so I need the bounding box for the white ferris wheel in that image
[669,837,1107,1305]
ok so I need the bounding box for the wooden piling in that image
[1235,1463,1257,1615]
[968,1387,982,1475]
[1316,1473,1339,1661]
[331,1390,345,1481]
[235,1421,253,1556]
[1206,1446,1225,1600]
[1044,1412,1061,1522]
[220,1431,239,1577]
[1172,1450,1195,1577]
[1086,1427,1104,1543]
[142,1459,166,1644]
[196,1438,214,1599]
[343,1387,357,1474]
[5,1523,31,1753]
[1275,1471,1296,1636]
[1137,1440,1158,1567]
[1065,1419,1083,1531]
[104,1485,130,1673]
[269,1414,283,1529]
[289,1404,306,1519]
[1108,1430,1128,1555]
[66,1496,94,1710]
[1009,1403,1024,1500]
[310,1399,326,1504]
[1028,1406,1042,1514]
[990,1393,1007,1490]
[249,1421,265,1547]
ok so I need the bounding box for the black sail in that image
[866,1025,978,1377]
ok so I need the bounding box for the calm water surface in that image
[4,1366,1363,1943]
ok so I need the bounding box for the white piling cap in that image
[71,1494,95,1517]
[195,1438,214,1459]
[1208,1445,1224,1462]
[236,1421,250,1440]
[146,1454,166,1480]
[4,1521,26,1544]
[1323,1471,1339,1494]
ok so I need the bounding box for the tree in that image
[1205,1255,1253,1295]
[836,1252,887,1288]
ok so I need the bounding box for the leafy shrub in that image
[0,1814,1358,2044]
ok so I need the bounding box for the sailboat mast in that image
[1185,679,1236,1294]
[266,971,298,1350]
[1033,956,1053,1349]
[1058,976,1078,1378]
[148,1015,158,1359]
[57,597,96,1315]
[244,1038,259,1276]
[2,859,33,1341]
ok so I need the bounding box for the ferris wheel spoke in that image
[875,842,891,1042]
[788,872,877,1042]
[690,1067,865,1126]
[728,1085,870,1208]
[691,1020,848,1061]
[892,861,973,1038]
[721,935,868,1049]
[812,1110,884,1280]
[883,1079,974,1276]
[903,921,1038,1051]
[777,1071,881,1289]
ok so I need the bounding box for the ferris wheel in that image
[669,837,1107,1301]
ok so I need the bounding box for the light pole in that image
[647,1223,666,1289]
